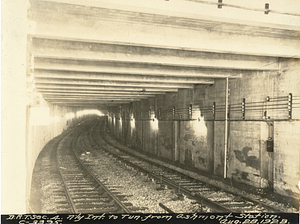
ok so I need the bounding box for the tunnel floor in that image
[102,131,299,212]
[30,120,299,213]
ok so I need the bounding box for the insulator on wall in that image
[173,106,175,120]
[189,104,192,120]
[288,93,292,119]
[158,108,161,120]
[242,98,245,120]
[212,102,216,120]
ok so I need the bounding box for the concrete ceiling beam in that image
[29,1,300,57]
[46,99,145,102]
[47,99,141,103]
[50,104,131,107]
[51,101,133,104]
[34,78,195,89]
[49,104,121,107]
[35,84,179,92]
[39,90,164,95]
[34,70,215,84]
[34,65,243,79]
[43,95,154,99]
[41,92,157,97]
[31,38,281,70]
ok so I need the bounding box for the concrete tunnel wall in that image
[108,58,300,200]
[26,104,85,212]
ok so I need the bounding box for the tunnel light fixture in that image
[197,114,204,122]
[218,0,222,9]
[130,116,135,128]
[130,112,135,121]
[197,113,204,122]
[193,115,207,136]
[151,116,159,131]
[265,3,270,14]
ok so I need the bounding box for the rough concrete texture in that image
[26,104,80,208]
[157,121,173,160]
[108,58,300,199]
[135,120,142,149]
[143,121,156,155]
[177,120,214,172]
[227,121,262,188]
[213,121,225,177]
[274,121,300,198]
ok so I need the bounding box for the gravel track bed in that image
[30,134,73,213]
[31,123,208,213]
[31,120,297,214]
[100,129,298,213]
[91,129,272,213]
[79,130,209,213]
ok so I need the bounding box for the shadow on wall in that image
[234,146,260,170]
[230,147,262,187]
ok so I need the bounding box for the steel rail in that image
[55,128,84,213]
[56,119,131,214]
[90,127,230,212]
[94,121,285,213]
[159,203,175,213]
[77,121,131,213]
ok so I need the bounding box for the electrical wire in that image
[124,94,299,121]
[185,0,300,17]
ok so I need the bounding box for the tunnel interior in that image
[2,0,300,214]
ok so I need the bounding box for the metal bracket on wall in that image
[263,96,270,120]
[266,120,274,152]
[242,98,245,120]
[188,104,192,120]
[172,106,175,120]
[212,102,215,120]
[288,93,292,119]
[158,108,161,120]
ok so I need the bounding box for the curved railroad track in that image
[90,119,286,213]
[52,119,132,213]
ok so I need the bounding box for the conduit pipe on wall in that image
[224,77,229,179]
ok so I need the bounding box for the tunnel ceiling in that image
[28,0,300,110]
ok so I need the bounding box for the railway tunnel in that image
[2,0,300,215]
